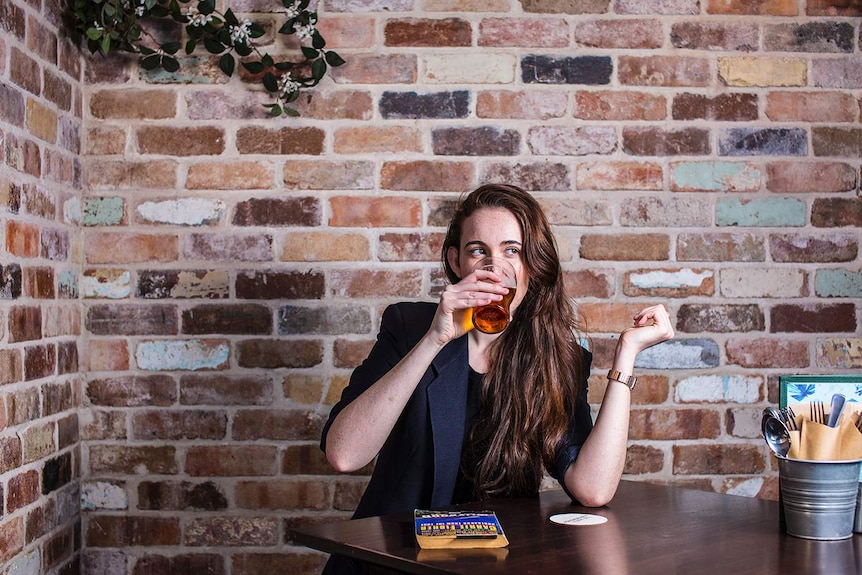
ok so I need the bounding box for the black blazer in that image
[320,301,594,520]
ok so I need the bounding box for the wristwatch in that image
[607,369,637,390]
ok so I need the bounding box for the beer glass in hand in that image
[471,257,517,334]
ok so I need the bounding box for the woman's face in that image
[447,207,529,313]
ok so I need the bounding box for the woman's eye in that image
[469,248,486,256]
[505,247,520,256]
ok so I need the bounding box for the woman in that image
[320,184,674,574]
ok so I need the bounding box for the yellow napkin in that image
[786,405,862,461]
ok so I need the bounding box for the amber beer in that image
[473,287,516,334]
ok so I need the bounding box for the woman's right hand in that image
[426,269,509,346]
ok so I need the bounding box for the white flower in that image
[277,73,300,97]
[284,0,300,19]
[293,22,315,40]
[186,5,213,27]
[229,18,252,44]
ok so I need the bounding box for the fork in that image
[780,407,799,431]
[810,401,827,425]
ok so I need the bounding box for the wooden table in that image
[289,480,862,574]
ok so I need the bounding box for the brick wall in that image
[2,0,862,573]
[0,0,84,573]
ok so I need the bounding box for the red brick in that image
[564,269,614,299]
[575,90,666,121]
[329,54,416,84]
[86,516,181,547]
[6,220,40,257]
[624,444,665,475]
[630,409,721,440]
[7,469,40,512]
[766,161,856,193]
[330,269,422,298]
[84,233,179,264]
[8,305,41,342]
[85,159,178,189]
[131,410,227,440]
[334,126,422,154]
[186,161,275,190]
[232,553,326,575]
[478,18,569,47]
[0,435,22,474]
[380,161,474,191]
[184,517,279,547]
[0,517,24,563]
[576,161,663,190]
[619,56,711,87]
[673,444,766,475]
[232,409,324,441]
[574,19,663,49]
[89,89,177,119]
[185,445,277,476]
[329,196,421,227]
[235,480,329,510]
[87,375,176,407]
[580,234,670,261]
[725,338,810,368]
[384,18,472,47]
[180,374,273,405]
[236,127,325,155]
[88,445,178,474]
[707,0,798,15]
[766,91,858,122]
[477,90,568,120]
[283,160,375,190]
[132,553,225,575]
[136,126,225,156]
[770,303,856,333]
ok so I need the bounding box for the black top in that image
[451,367,484,504]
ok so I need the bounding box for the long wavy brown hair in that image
[442,183,586,499]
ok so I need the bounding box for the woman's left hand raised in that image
[618,304,675,354]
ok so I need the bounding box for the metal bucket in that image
[778,456,862,540]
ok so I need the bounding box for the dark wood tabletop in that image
[289,480,862,575]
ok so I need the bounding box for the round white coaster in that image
[549,513,608,526]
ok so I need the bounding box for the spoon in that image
[761,408,791,457]
[827,393,846,428]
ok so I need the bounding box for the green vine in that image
[70,0,346,117]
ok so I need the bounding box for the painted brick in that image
[720,268,805,298]
[577,161,664,191]
[816,269,862,297]
[716,198,807,227]
[180,374,273,406]
[41,227,71,261]
[183,233,272,262]
[136,126,225,156]
[384,18,472,47]
[769,233,858,262]
[89,445,178,475]
[425,54,516,84]
[85,159,178,189]
[764,22,854,53]
[89,89,177,119]
[707,0,797,15]
[138,480,228,511]
[765,161,857,193]
[236,339,323,369]
[811,198,862,227]
[817,338,862,369]
[185,516,279,547]
[236,270,324,299]
[137,269,230,299]
[676,375,762,404]
[86,516,180,547]
[1,263,23,299]
[186,161,275,190]
[580,233,670,261]
[624,127,710,156]
[135,339,230,371]
[673,444,765,475]
[278,305,371,335]
[636,339,720,369]
[185,445,276,476]
[670,161,761,192]
[677,303,764,333]
[182,304,270,336]
[629,409,720,440]
[726,338,809,368]
[432,127,520,156]
[85,232,179,264]
[81,269,131,299]
[284,160,376,190]
[330,54,417,84]
[522,55,612,85]
[235,480,329,510]
[479,18,569,47]
[235,127,324,155]
[81,480,127,511]
[718,57,807,87]
[670,21,759,51]
[482,162,570,191]
[380,161,474,191]
[619,56,710,86]
[233,198,320,227]
[135,198,224,226]
[770,303,856,333]
[527,126,616,156]
[378,233,444,262]
[80,409,127,441]
[574,90,666,121]
[620,197,712,227]
[812,127,862,157]
[766,91,857,122]
[379,90,470,120]
[333,126,422,154]
[624,268,714,298]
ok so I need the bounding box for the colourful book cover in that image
[414,509,509,549]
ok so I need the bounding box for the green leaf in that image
[85,27,102,40]
[198,0,215,14]
[249,23,265,38]
[235,42,252,57]
[141,53,162,70]
[242,61,264,74]
[185,39,197,54]
[219,53,235,76]
[140,46,156,55]
[204,37,225,54]
[162,41,181,54]
[262,72,278,92]
[223,8,238,26]
[162,56,180,72]
[278,21,294,35]
[261,54,274,67]
[301,46,318,60]
[283,106,300,117]
[312,31,325,50]
[100,34,111,55]
[274,61,294,71]
[311,58,326,80]
[325,50,346,67]
[268,104,282,117]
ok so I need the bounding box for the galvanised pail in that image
[778,456,862,541]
